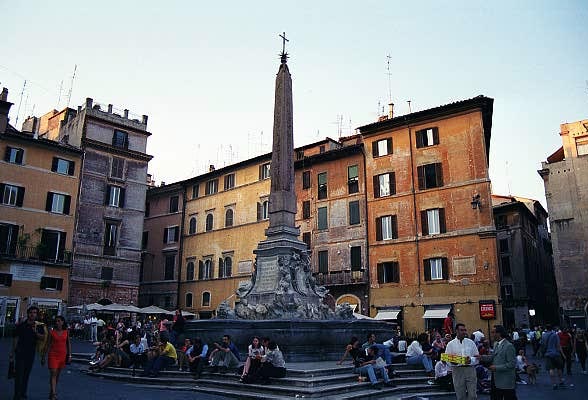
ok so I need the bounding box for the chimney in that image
[123,109,129,118]
[142,115,148,125]
[388,102,394,119]
[108,104,113,113]
[86,97,93,109]
[209,165,215,172]
[0,87,13,134]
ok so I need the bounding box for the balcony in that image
[314,269,368,286]
[0,244,72,265]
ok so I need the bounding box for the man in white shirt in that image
[89,314,98,342]
[445,323,479,400]
[473,328,485,344]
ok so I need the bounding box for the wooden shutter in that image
[390,172,396,195]
[391,215,398,239]
[3,147,10,162]
[163,228,168,243]
[16,187,25,207]
[123,133,129,149]
[435,163,444,187]
[40,277,48,289]
[372,141,379,157]
[210,259,215,279]
[63,195,71,215]
[257,202,262,221]
[439,208,446,233]
[442,257,449,280]
[303,201,310,219]
[174,226,179,242]
[16,149,23,164]
[386,138,393,154]
[219,258,224,278]
[198,260,204,280]
[56,278,63,291]
[119,188,126,208]
[393,262,400,283]
[46,192,54,211]
[258,165,263,180]
[415,130,424,148]
[375,217,382,241]
[68,160,75,175]
[373,175,380,198]
[417,166,425,190]
[303,171,310,189]
[0,183,4,199]
[423,259,431,281]
[420,210,429,236]
[51,157,59,172]
[377,263,384,283]
[433,127,440,145]
[105,185,111,205]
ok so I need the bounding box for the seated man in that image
[129,333,148,374]
[142,334,177,378]
[209,335,240,372]
[406,333,434,375]
[356,345,396,390]
[247,341,286,384]
[187,337,208,379]
[434,360,453,391]
[362,332,393,364]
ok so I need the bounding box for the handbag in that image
[7,359,15,379]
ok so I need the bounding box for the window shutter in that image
[16,149,23,164]
[51,157,59,172]
[433,127,440,145]
[210,259,215,279]
[417,166,425,190]
[372,141,379,157]
[424,259,431,281]
[63,195,71,215]
[6,274,12,286]
[163,228,168,244]
[40,277,48,289]
[393,262,400,283]
[259,165,263,180]
[174,226,179,242]
[439,208,446,233]
[257,202,262,221]
[303,201,310,219]
[46,192,53,212]
[386,138,393,154]
[119,188,126,208]
[56,278,63,291]
[198,260,204,280]
[375,217,383,241]
[0,183,4,197]
[105,185,111,205]
[416,130,424,148]
[373,175,380,198]
[9,225,19,254]
[124,133,129,149]
[68,161,75,175]
[442,258,449,279]
[390,172,396,195]
[391,215,398,239]
[435,163,444,187]
[377,263,383,284]
[303,171,310,189]
[59,233,66,258]
[420,210,429,236]
[16,187,25,207]
[219,258,224,278]
[226,259,232,276]
[3,147,10,162]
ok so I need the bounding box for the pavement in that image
[1,337,586,400]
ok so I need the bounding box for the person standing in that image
[575,329,588,374]
[443,311,455,336]
[543,324,566,389]
[44,316,71,400]
[89,313,98,343]
[445,323,479,400]
[481,325,517,400]
[9,306,46,400]
[558,327,573,376]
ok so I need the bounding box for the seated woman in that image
[240,336,264,382]
[247,341,286,384]
[142,333,177,378]
[177,338,192,372]
[187,337,208,379]
[406,333,434,375]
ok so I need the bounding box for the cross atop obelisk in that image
[279,32,289,64]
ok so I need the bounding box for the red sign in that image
[479,300,496,320]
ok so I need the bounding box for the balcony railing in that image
[0,244,72,264]
[314,269,368,286]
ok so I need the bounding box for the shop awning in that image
[422,308,451,319]
[374,310,401,320]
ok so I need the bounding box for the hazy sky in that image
[1,1,587,207]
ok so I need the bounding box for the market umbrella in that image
[181,310,196,317]
[101,303,141,313]
[139,305,172,315]
[85,303,104,311]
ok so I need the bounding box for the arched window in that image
[185,292,193,308]
[202,291,211,307]
[225,209,234,227]
[186,261,195,281]
[262,201,269,219]
[189,217,196,234]
[221,256,232,278]
[206,213,213,231]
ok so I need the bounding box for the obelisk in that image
[233,34,331,320]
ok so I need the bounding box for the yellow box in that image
[441,353,469,364]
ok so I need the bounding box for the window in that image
[350,246,362,271]
[502,285,513,300]
[46,192,71,215]
[302,232,311,248]
[577,139,588,156]
[112,130,129,149]
[198,259,213,280]
[52,157,75,175]
[501,256,511,277]
[169,196,179,213]
[219,256,232,278]
[186,262,195,280]
[164,226,179,244]
[302,171,311,189]
[318,250,328,274]
[415,127,439,148]
[417,163,443,190]
[142,231,148,250]
[376,215,398,240]
[0,273,12,287]
[317,172,327,200]
[105,185,125,208]
[495,215,508,229]
[224,173,235,190]
[257,201,269,221]
[40,277,63,291]
[225,209,234,227]
[189,217,197,234]
[302,200,311,219]
[259,163,271,180]
[372,138,392,157]
[40,229,66,262]
[377,262,400,283]
[0,223,19,255]
[319,145,326,153]
[373,172,396,197]
[205,214,214,231]
[164,254,175,280]
[1,184,24,207]
[421,208,446,235]
[348,165,359,194]
[145,201,150,217]
[110,157,124,179]
[104,222,118,255]
[205,179,218,195]
[202,292,211,307]
[499,239,509,253]
[101,267,113,281]
[296,150,305,160]
[191,184,199,199]
[424,257,448,281]
[317,207,328,230]
[349,201,360,225]
[185,293,193,308]
[4,146,24,164]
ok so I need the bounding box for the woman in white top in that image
[240,336,264,382]
[406,333,434,373]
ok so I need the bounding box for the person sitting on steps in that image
[209,334,240,373]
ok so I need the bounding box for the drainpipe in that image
[406,119,423,301]
[176,187,187,308]
[360,145,370,316]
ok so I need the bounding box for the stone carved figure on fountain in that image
[216,300,236,319]
[334,302,355,320]
[276,255,294,295]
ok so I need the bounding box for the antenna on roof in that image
[56,80,63,109]
[15,80,27,127]
[66,64,77,108]
[407,100,412,114]
[386,55,392,104]
[505,161,512,196]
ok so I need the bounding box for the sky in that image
[1,1,587,207]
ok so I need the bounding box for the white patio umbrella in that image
[85,303,104,311]
[101,303,142,313]
[181,310,196,317]
[139,305,172,315]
